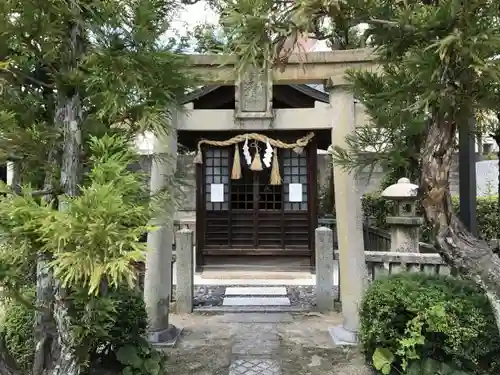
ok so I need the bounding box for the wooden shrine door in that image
[198,142,317,265]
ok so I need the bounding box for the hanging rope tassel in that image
[293,146,304,154]
[231,144,242,179]
[250,147,263,171]
[269,148,282,185]
[193,149,203,164]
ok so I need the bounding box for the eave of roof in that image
[179,83,329,105]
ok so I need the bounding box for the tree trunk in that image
[45,92,83,375]
[420,115,500,334]
[32,143,59,375]
[42,4,84,373]
[0,336,21,375]
[32,254,56,375]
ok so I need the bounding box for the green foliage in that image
[452,196,500,241]
[0,135,152,297]
[45,135,152,294]
[2,290,35,372]
[373,347,471,375]
[0,0,192,372]
[116,341,167,375]
[0,0,192,184]
[191,23,227,53]
[0,134,169,370]
[74,286,167,374]
[0,286,158,373]
[70,286,148,357]
[361,193,500,242]
[218,0,500,236]
[333,64,426,184]
[360,273,500,375]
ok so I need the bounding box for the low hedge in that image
[359,273,500,374]
[362,194,500,242]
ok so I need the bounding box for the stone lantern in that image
[381,177,423,253]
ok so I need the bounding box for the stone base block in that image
[328,325,357,346]
[148,324,183,348]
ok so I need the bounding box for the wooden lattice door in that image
[203,148,230,252]
[200,140,316,259]
[229,158,283,251]
[281,148,309,250]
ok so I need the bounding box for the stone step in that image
[223,297,291,306]
[200,270,313,280]
[225,286,288,296]
[194,305,309,313]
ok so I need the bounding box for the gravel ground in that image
[172,285,226,307]
[287,285,339,309]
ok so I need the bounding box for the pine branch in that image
[367,18,417,32]
[0,67,54,89]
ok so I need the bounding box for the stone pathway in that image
[168,286,359,375]
[227,313,285,375]
[224,287,287,374]
[164,310,373,375]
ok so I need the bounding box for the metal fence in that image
[317,215,435,253]
[317,215,391,251]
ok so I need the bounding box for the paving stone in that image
[236,324,279,339]
[225,287,287,296]
[224,313,293,323]
[229,359,282,375]
[231,338,279,356]
[223,297,291,306]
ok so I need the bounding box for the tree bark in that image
[32,144,58,375]
[32,255,56,375]
[420,114,500,334]
[42,2,84,373]
[45,91,83,375]
[0,336,21,375]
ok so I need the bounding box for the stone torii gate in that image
[144,48,378,345]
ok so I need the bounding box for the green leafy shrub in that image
[116,340,168,375]
[1,286,154,373]
[2,290,35,371]
[359,273,500,374]
[79,286,163,375]
[452,196,500,241]
[361,194,500,242]
[0,135,170,373]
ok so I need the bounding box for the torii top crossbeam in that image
[186,48,378,85]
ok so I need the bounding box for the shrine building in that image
[168,50,375,271]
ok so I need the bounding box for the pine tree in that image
[335,64,427,188]
[0,0,192,373]
[219,0,500,330]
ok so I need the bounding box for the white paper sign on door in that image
[289,183,303,202]
[210,183,224,202]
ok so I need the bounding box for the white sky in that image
[168,1,219,37]
[167,1,331,51]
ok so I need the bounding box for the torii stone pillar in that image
[144,126,181,346]
[327,82,367,345]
